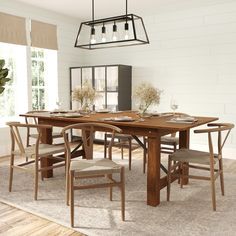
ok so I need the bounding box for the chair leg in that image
[167,156,172,201]
[121,167,125,221]
[180,163,184,189]
[9,154,14,192]
[210,161,216,211]
[128,138,132,170]
[104,134,107,158]
[70,171,75,227]
[66,152,70,206]
[108,174,113,201]
[121,146,124,160]
[34,157,39,200]
[143,137,147,174]
[219,158,225,196]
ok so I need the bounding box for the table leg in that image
[179,130,190,185]
[147,136,161,206]
[40,126,53,178]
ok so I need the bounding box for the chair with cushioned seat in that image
[61,122,125,227]
[167,122,234,211]
[7,122,66,200]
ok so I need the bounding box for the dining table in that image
[20,110,218,207]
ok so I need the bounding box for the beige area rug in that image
[0,149,236,236]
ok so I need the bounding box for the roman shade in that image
[0,12,27,45]
[31,20,58,50]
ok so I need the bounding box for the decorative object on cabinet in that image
[74,0,149,49]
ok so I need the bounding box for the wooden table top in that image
[21,111,218,137]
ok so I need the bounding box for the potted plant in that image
[0,59,10,94]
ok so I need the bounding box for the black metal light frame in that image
[74,0,149,50]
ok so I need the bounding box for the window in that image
[31,48,46,110]
[0,42,58,126]
[0,42,27,122]
[31,47,58,111]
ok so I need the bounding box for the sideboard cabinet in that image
[70,64,132,111]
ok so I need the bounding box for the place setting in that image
[99,115,135,122]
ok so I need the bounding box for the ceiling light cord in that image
[90,0,96,44]
[124,0,129,39]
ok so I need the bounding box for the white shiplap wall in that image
[83,0,236,157]
[0,0,235,158]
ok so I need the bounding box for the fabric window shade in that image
[31,20,58,50]
[0,12,27,45]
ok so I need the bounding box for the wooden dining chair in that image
[61,122,125,227]
[104,133,141,171]
[25,111,63,147]
[167,122,234,211]
[142,112,189,173]
[7,122,66,200]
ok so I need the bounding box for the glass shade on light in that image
[75,14,149,49]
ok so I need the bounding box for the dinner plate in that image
[96,109,110,113]
[167,117,198,124]
[114,116,135,122]
[63,113,83,118]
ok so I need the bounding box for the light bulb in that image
[112,22,118,41]
[90,27,96,44]
[112,32,118,41]
[101,25,106,43]
[124,22,129,40]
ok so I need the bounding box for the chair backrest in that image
[61,122,122,163]
[6,122,52,155]
[194,123,234,157]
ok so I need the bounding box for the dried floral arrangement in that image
[72,80,98,110]
[134,82,161,114]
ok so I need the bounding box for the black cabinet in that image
[70,64,132,111]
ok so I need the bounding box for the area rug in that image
[0,149,236,236]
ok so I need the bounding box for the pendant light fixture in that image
[75,0,149,49]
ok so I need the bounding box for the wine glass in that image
[170,98,178,116]
[56,99,62,111]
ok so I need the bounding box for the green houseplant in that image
[0,59,10,94]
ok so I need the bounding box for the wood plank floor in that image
[0,202,84,236]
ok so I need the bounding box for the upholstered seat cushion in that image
[170,148,217,165]
[71,158,122,177]
[13,144,65,158]
[161,136,179,145]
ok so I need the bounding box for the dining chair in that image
[104,133,141,171]
[7,122,66,200]
[61,122,125,227]
[25,111,64,147]
[142,112,189,173]
[167,122,234,210]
